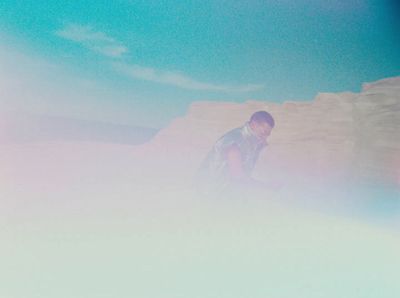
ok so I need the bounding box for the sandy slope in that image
[1,194,399,298]
[1,77,399,298]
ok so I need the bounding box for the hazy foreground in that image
[1,77,399,297]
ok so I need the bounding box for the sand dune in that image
[1,77,399,298]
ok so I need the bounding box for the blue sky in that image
[1,0,399,127]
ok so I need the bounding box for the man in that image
[196,111,275,195]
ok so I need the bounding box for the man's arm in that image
[226,145,246,180]
[226,145,282,190]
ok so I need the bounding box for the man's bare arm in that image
[226,145,282,190]
[226,145,245,180]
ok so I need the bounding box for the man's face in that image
[249,121,273,141]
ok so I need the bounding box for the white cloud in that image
[92,45,128,58]
[56,24,263,92]
[113,63,265,93]
[55,24,128,58]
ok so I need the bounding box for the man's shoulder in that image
[219,126,244,143]
[209,127,244,154]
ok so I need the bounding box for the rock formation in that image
[137,76,400,189]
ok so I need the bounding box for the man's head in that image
[249,111,275,141]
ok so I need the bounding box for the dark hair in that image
[250,111,275,128]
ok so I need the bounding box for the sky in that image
[1,0,399,128]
